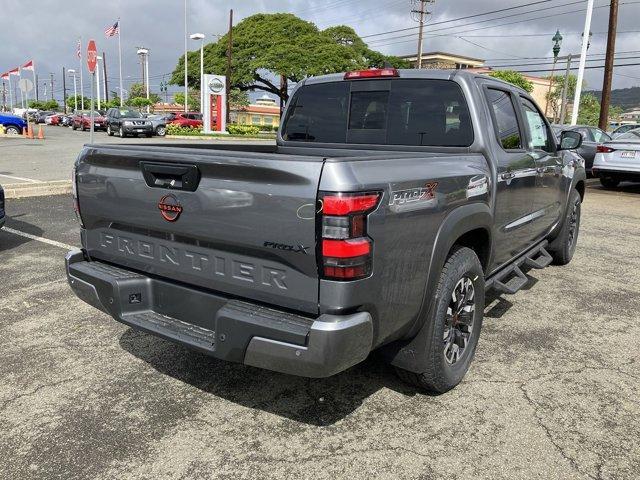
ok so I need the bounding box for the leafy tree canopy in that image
[170,13,409,102]
[28,99,59,111]
[489,70,534,93]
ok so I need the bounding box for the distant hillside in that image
[585,87,640,111]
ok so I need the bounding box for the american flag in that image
[105,20,119,38]
[76,39,81,59]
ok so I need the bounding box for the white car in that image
[592,128,640,188]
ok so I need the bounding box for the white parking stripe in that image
[0,174,42,183]
[2,227,75,250]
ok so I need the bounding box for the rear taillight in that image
[71,166,84,228]
[597,145,615,153]
[319,192,380,281]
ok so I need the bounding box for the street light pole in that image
[571,0,594,125]
[190,33,205,112]
[545,30,563,120]
[68,69,78,111]
[184,0,188,112]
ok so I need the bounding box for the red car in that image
[170,112,203,129]
[72,111,107,131]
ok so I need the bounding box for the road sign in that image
[18,78,33,94]
[87,40,98,74]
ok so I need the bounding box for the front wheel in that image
[107,125,114,136]
[5,125,20,135]
[599,176,620,189]
[396,246,484,394]
[549,189,581,265]
[119,127,125,138]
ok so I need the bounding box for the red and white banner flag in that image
[8,67,20,76]
[0,72,9,80]
[22,60,34,71]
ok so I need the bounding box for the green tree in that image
[127,97,154,110]
[545,74,577,121]
[65,95,91,111]
[229,88,249,109]
[575,93,622,126]
[103,97,122,109]
[488,70,534,93]
[170,13,408,103]
[174,89,201,111]
[28,99,59,110]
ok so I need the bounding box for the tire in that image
[5,125,20,135]
[155,126,166,137]
[395,246,485,394]
[107,125,114,136]
[599,176,620,189]
[119,127,125,138]
[549,189,581,266]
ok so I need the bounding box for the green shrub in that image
[227,124,260,135]
[166,124,202,136]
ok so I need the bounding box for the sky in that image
[1,0,639,106]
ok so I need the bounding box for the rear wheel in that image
[5,125,20,135]
[395,246,484,394]
[599,176,620,189]
[155,126,166,137]
[549,189,581,265]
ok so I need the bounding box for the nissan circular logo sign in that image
[208,78,224,94]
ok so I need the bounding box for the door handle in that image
[500,172,516,181]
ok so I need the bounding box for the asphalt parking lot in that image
[1,182,639,479]
[0,125,272,185]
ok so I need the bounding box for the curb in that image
[4,180,72,199]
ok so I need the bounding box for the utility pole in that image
[226,8,233,123]
[50,73,54,101]
[62,67,67,113]
[411,0,434,69]
[103,51,109,102]
[35,74,39,101]
[598,0,619,130]
[1,83,6,111]
[571,0,594,125]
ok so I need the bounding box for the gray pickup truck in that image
[66,69,586,393]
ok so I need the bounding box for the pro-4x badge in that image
[158,194,183,222]
[389,182,439,212]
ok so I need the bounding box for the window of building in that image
[251,116,261,125]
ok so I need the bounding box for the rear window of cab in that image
[281,79,473,147]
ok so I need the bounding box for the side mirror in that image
[559,130,583,150]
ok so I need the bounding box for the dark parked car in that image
[145,114,169,136]
[105,108,153,137]
[35,111,54,124]
[0,113,27,135]
[67,69,586,393]
[551,124,611,173]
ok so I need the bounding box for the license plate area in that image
[621,151,636,159]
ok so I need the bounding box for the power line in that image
[362,0,557,39]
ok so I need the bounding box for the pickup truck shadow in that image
[590,182,640,194]
[118,268,542,426]
[119,329,418,426]
[0,214,45,252]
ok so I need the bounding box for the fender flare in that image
[382,202,493,373]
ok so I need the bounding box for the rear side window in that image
[520,97,554,153]
[282,79,472,146]
[485,89,522,150]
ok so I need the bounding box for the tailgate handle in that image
[141,162,200,192]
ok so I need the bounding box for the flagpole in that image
[118,19,123,107]
[79,37,85,110]
[32,64,37,105]
[8,75,13,111]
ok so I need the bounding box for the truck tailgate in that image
[75,145,323,314]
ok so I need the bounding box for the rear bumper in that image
[592,167,640,180]
[66,250,373,378]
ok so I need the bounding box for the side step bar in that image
[487,242,552,295]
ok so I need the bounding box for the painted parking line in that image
[0,173,42,183]
[2,227,75,250]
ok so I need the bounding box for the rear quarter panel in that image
[319,153,491,346]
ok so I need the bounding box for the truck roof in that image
[302,68,528,94]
